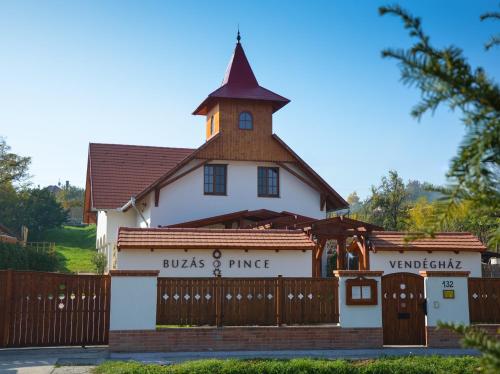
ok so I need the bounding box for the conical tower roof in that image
[193,35,289,115]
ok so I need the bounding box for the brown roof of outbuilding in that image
[87,143,195,209]
[117,227,315,250]
[367,232,486,252]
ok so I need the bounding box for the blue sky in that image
[1,0,498,199]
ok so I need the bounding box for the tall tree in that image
[379,5,500,211]
[365,170,409,230]
[15,188,68,240]
[0,137,31,186]
[55,183,84,210]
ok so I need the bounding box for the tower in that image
[193,33,292,162]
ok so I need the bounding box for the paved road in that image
[0,346,480,373]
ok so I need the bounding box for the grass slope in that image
[41,225,96,273]
[95,356,481,374]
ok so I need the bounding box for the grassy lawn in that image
[94,356,481,374]
[41,225,97,273]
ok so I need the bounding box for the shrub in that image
[91,252,107,275]
[0,242,59,271]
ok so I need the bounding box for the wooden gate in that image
[468,278,500,323]
[0,270,110,347]
[157,277,339,326]
[382,272,426,345]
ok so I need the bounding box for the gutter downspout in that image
[118,196,149,228]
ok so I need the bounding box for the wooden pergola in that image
[296,216,383,276]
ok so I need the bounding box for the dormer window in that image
[239,111,253,130]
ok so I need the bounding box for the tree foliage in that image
[439,322,500,374]
[379,4,500,216]
[17,188,68,240]
[358,170,409,231]
[349,170,497,248]
[0,137,31,186]
[55,182,84,209]
[0,138,68,239]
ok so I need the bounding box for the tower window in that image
[258,167,279,197]
[204,164,227,195]
[239,111,253,130]
[210,115,215,135]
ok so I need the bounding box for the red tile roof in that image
[193,41,289,115]
[117,227,315,250]
[88,143,195,209]
[368,232,486,252]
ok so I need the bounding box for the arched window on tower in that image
[210,115,215,135]
[238,111,253,130]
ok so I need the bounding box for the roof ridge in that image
[371,231,476,236]
[119,227,307,234]
[90,142,196,151]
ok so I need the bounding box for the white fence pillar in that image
[110,270,159,330]
[420,271,470,327]
[334,270,383,328]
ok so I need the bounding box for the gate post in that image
[420,271,470,327]
[109,270,159,330]
[334,270,384,328]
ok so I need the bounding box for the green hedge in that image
[0,242,60,271]
[95,356,480,374]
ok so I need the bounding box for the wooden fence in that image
[0,270,110,347]
[468,277,500,323]
[157,277,339,326]
[482,264,500,278]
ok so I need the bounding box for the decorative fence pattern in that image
[468,277,500,323]
[157,277,339,326]
[0,270,110,347]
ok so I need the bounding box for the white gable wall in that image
[135,193,154,228]
[96,209,137,271]
[149,160,326,227]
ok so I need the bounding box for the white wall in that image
[423,275,470,326]
[110,275,157,330]
[149,160,326,227]
[117,249,312,277]
[337,274,382,328]
[96,209,137,271]
[370,251,481,277]
[136,193,153,228]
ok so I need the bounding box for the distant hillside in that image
[41,225,96,273]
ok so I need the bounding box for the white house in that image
[83,35,485,277]
[84,36,348,271]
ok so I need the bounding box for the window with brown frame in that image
[345,276,378,305]
[204,164,227,195]
[258,167,279,197]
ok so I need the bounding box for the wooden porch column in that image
[313,239,327,277]
[336,237,346,270]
